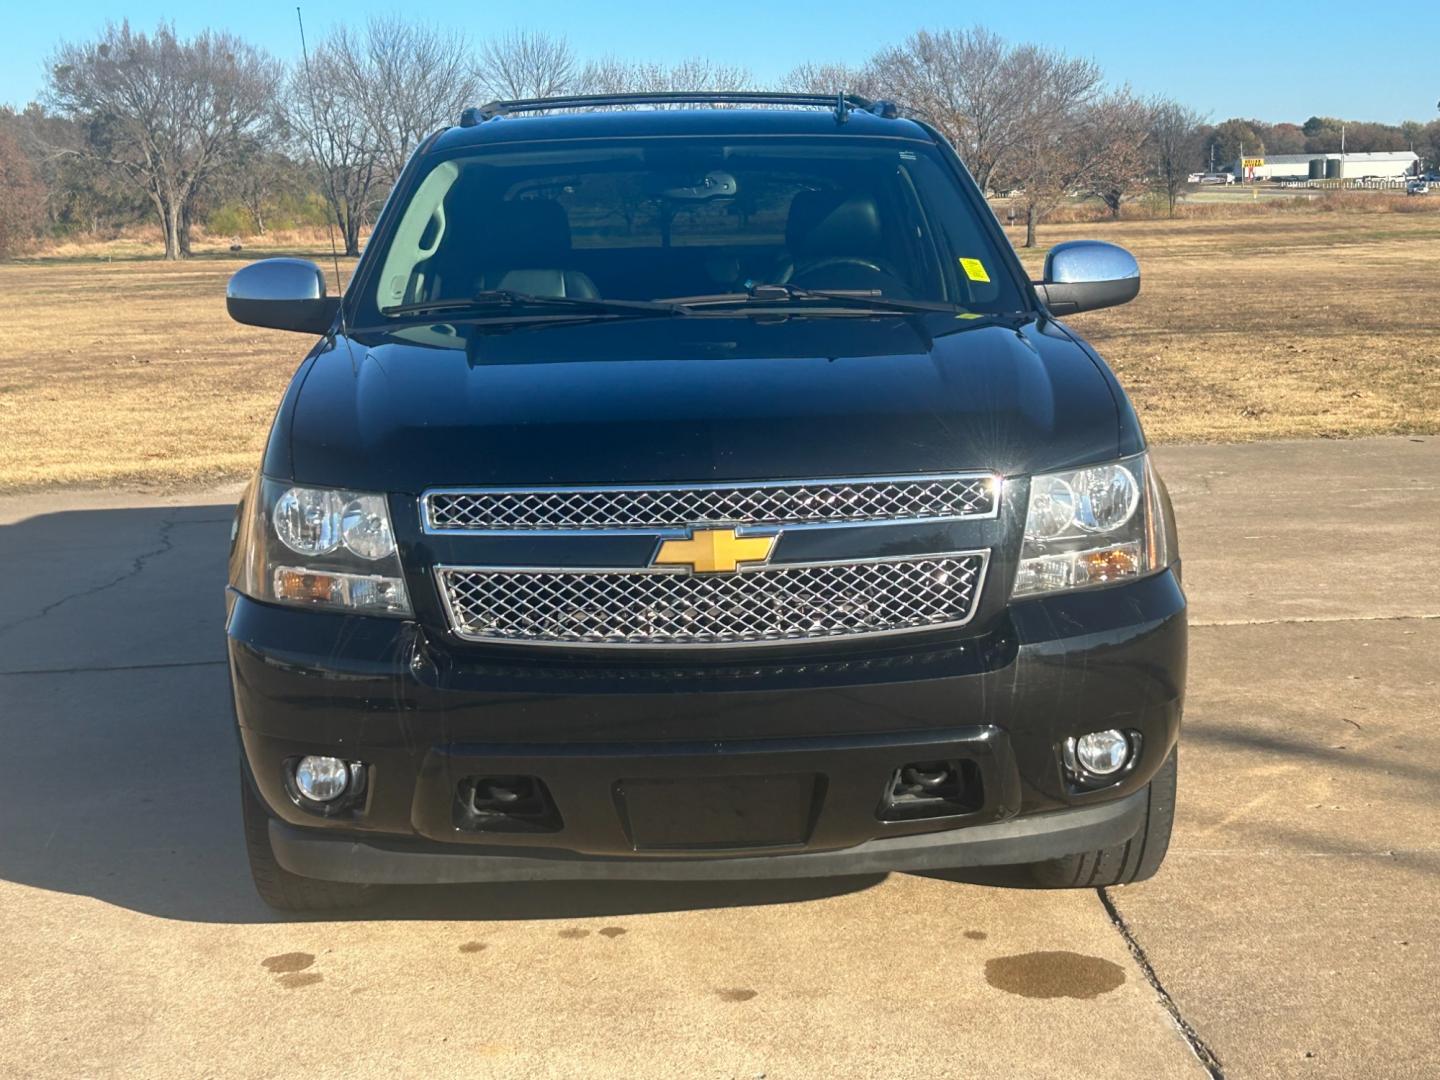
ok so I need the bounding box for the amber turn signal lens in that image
[1075,546,1140,582]
[273,568,338,604]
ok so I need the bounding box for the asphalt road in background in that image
[1,437,1435,1079]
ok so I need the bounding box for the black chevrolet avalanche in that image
[225,93,1184,911]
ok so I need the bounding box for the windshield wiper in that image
[381,289,684,319]
[663,284,968,315]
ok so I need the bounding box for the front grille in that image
[436,553,987,647]
[423,475,998,532]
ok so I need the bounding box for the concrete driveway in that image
[0,437,1435,1079]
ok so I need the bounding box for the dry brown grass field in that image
[1,206,1437,492]
[1009,208,1440,444]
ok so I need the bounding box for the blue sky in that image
[4,1,1436,125]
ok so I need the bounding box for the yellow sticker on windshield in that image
[959,257,991,283]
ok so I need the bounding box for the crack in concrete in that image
[1099,887,1225,1079]
[1191,613,1438,628]
[0,658,227,677]
[0,517,180,640]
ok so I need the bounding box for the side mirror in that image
[226,258,341,334]
[1033,241,1140,316]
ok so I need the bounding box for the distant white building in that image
[1234,151,1419,181]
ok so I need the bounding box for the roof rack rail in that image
[458,92,900,127]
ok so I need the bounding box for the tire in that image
[1026,747,1178,889]
[240,764,375,912]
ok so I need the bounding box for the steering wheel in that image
[780,256,893,285]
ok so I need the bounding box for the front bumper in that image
[268,789,1148,883]
[227,569,1186,882]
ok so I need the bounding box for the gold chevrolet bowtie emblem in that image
[652,528,776,574]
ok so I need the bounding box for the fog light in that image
[1068,730,1132,777]
[294,755,351,802]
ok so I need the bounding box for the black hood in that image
[283,314,1137,492]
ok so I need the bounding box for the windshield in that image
[361,136,1023,321]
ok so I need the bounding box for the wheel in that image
[1026,747,1178,888]
[240,763,375,912]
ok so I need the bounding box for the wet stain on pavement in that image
[717,988,758,1002]
[964,930,988,941]
[984,951,1125,999]
[598,927,628,939]
[558,928,591,939]
[262,952,315,974]
[277,972,324,990]
[458,941,488,954]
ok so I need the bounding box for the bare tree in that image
[580,57,752,102]
[993,46,1104,247]
[217,138,304,235]
[477,30,580,101]
[1149,99,1206,216]
[875,28,1028,192]
[288,19,475,256]
[233,151,282,236]
[1079,89,1155,218]
[779,61,881,99]
[286,43,382,257]
[330,18,481,181]
[46,22,280,259]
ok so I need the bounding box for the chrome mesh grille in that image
[424,476,997,532]
[437,554,986,647]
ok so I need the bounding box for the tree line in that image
[2,20,1438,259]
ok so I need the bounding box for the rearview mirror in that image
[1033,241,1140,316]
[659,169,739,200]
[226,258,341,334]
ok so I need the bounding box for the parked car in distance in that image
[1198,172,1234,185]
[1406,179,1431,195]
[224,91,1184,910]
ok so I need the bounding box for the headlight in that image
[237,479,412,616]
[1013,452,1173,598]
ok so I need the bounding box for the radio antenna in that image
[296,6,356,357]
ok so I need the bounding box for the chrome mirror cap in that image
[226,258,339,334]
[1034,241,1141,316]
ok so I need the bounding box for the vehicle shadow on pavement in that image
[0,505,881,923]
[360,875,885,923]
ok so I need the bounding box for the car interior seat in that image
[774,190,906,293]
[425,198,600,301]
